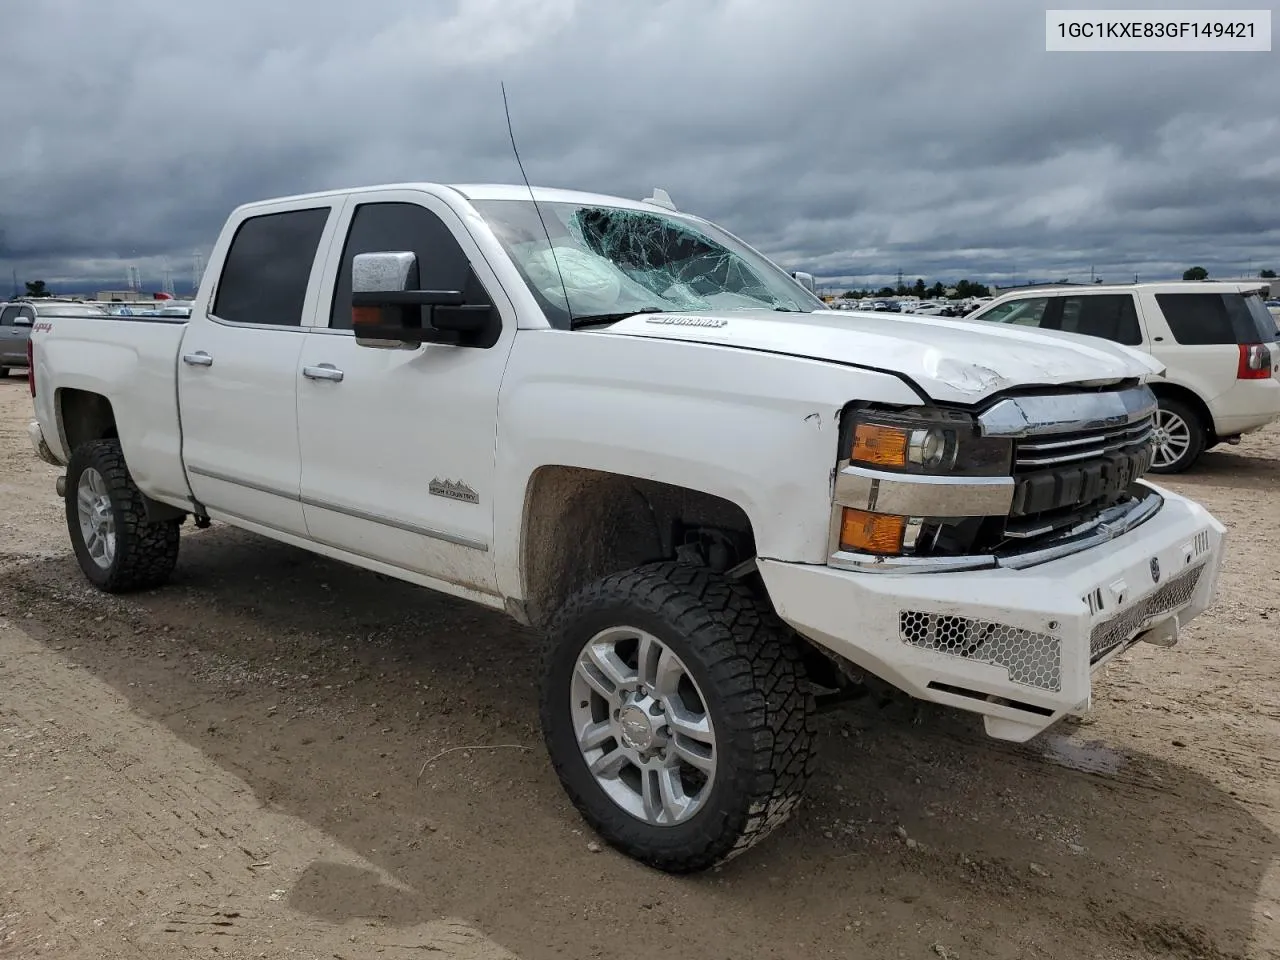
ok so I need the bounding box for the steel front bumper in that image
[759,484,1226,742]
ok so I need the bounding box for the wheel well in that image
[58,389,118,454]
[519,467,756,630]
[1149,382,1216,444]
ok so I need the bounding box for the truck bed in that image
[31,314,192,506]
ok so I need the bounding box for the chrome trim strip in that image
[208,507,502,597]
[834,464,1015,517]
[300,495,489,552]
[187,464,296,501]
[187,465,488,551]
[827,489,1164,574]
[979,385,1157,439]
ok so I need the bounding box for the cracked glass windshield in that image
[472,199,824,328]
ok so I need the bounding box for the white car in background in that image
[962,282,1280,472]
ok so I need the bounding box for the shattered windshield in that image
[472,199,825,328]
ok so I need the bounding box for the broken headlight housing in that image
[846,406,1012,477]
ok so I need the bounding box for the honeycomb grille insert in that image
[899,611,1061,692]
[1089,563,1205,663]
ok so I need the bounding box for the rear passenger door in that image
[1053,293,1145,347]
[178,202,341,538]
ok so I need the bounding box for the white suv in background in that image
[962,282,1280,472]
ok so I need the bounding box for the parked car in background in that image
[961,282,1280,472]
[0,299,109,377]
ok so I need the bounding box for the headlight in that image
[847,407,1012,477]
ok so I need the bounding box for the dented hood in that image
[601,309,1163,404]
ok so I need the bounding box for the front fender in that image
[491,330,923,601]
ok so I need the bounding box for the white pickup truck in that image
[27,182,1226,873]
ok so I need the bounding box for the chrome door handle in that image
[182,351,213,367]
[302,363,344,382]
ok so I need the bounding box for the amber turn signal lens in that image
[839,508,906,555]
[352,306,382,326]
[851,423,909,468]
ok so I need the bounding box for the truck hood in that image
[601,309,1163,404]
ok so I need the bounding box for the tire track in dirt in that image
[0,620,520,960]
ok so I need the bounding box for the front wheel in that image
[1149,397,1206,474]
[540,561,816,873]
[65,439,182,592]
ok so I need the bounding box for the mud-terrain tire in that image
[1149,396,1207,474]
[540,560,816,873]
[65,439,181,592]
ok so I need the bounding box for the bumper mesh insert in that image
[899,611,1061,692]
[1089,562,1205,663]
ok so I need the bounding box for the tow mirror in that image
[13,316,32,327]
[791,271,816,294]
[351,251,497,349]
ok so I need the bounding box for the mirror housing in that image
[791,271,816,294]
[351,251,498,349]
[13,316,32,327]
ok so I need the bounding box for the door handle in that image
[182,351,213,367]
[302,363,344,382]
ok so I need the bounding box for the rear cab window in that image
[1155,292,1278,345]
[212,207,331,327]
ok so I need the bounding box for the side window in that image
[1058,295,1143,346]
[976,297,1050,327]
[0,306,16,326]
[1154,294,1234,345]
[329,201,492,330]
[212,207,330,327]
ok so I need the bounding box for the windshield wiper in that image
[569,307,665,330]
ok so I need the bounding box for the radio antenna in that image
[501,81,573,325]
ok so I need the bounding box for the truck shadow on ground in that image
[4,528,1274,960]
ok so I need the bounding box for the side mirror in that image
[791,271,816,294]
[351,251,498,349]
[13,316,32,327]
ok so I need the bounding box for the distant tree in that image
[912,278,926,296]
[24,280,51,297]
[841,290,857,299]
[953,279,992,299]
[877,286,895,297]
[1260,269,1276,279]
[1182,266,1208,281]
[930,281,946,298]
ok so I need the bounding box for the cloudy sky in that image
[3,0,1278,295]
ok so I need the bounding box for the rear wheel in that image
[1149,397,1206,474]
[540,561,816,873]
[65,439,181,592]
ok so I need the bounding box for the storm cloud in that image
[3,0,1277,294]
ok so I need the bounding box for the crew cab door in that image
[178,201,341,537]
[295,190,517,597]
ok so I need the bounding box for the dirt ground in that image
[2,372,1279,960]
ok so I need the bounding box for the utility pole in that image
[1090,265,1095,283]
[896,268,903,291]
[10,268,17,298]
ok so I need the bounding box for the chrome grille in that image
[1014,415,1155,469]
[1089,563,1205,662]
